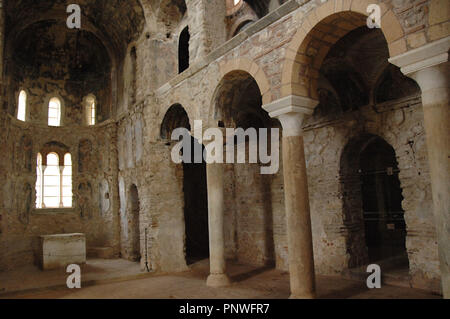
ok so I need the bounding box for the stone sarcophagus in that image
[38,233,86,270]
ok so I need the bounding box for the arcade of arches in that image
[0,0,448,299]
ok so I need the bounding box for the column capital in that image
[262,95,319,137]
[262,95,319,118]
[388,36,450,76]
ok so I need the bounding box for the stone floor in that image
[0,259,441,299]
[0,258,145,295]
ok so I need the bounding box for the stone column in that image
[39,165,46,208]
[41,165,47,208]
[390,37,450,298]
[204,135,230,287]
[263,95,318,299]
[59,166,64,208]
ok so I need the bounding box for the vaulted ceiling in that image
[4,0,146,56]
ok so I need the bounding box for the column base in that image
[289,292,315,299]
[206,273,231,287]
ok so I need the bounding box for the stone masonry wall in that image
[0,115,120,271]
[303,97,440,291]
[122,0,442,292]
[1,0,446,294]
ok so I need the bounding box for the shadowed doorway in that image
[129,184,141,262]
[359,137,407,264]
[160,103,209,265]
[183,136,209,265]
[341,134,410,272]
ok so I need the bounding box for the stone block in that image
[427,22,450,41]
[407,32,427,49]
[429,0,450,25]
[388,38,407,57]
[381,10,404,43]
[38,233,86,270]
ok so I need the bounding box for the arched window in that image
[36,152,73,208]
[90,101,96,125]
[179,27,190,73]
[85,95,96,126]
[17,90,27,121]
[130,47,137,105]
[48,97,61,127]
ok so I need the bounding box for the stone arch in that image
[160,103,191,140]
[211,68,277,267]
[373,64,421,104]
[158,102,209,266]
[3,0,146,124]
[226,1,259,39]
[339,133,409,269]
[218,58,272,105]
[5,20,116,123]
[213,69,272,128]
[281,0,406,100]
[39,141,70,166]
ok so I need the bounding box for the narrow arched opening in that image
[183,137,209,264]
[340,135,409,270]
[17,90,27,122]
[160,104,209,265]
[129,184,141,262]
[213,70,277,268]
[179,27,190,73]
[360,137,407,264]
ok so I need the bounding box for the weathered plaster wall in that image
[4,22,112,125]
[0,0,146,271]
[0,116,120,271]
